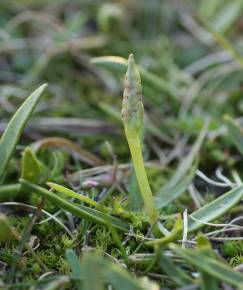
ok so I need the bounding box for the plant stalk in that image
[126,130,158,224]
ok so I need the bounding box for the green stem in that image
[126,131,158,224]
[0,183,21,201]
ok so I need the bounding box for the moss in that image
[37,249,61,269]
[0,249,14,265]
[221,241,243,258]
[61,234,76,249]
[130,212,145,232]
[229,255,243,267]
[34,236,67,271]
[31,262,41,274]
[91,227,112,252]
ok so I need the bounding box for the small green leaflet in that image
[21,147,43,184]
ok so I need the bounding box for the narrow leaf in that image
[0,184,21,201]
[159,252,193,286]
[20,179,128,232]
[170,245,243,287]
[199,0,222,18]
[47,182,99,208]
[188,184,243,232]
[0,84,47,181]
[82,253,145,290]
[155,161,197,209]
[156,120,208,209]
[224,115,243,156]
[81,253,105,290]
[91,56,177,98]
[66,249,82,290]
[196,236,219,290]
[211,0,243,34]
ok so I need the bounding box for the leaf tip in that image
[46,182,53,188]
[128,53,135,63]
[223,114,230,122]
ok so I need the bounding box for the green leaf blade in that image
[91,56,177,98]
[188,184,243,232]
[66,249,82,290]
[171,245,243,287]
[20,179,128,232]
[159,253,193,286]
[224,115,243,156]
[0,84,47,181]
[156,120,208,209]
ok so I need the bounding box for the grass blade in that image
[66,249,82,290]
[91,56,177,98]
[160,120,208,190]
[199,0,222,18]
[196,236,219,290]
[211,0,243,34]
[224,115,243,156]
[81,253,105,290]
[47,182,130,219]
[82,253,146,290]
[170,245,243,287]
[159,252,193,286]
[47,182,100,208]
[0,183,21,201]
[155,161,197,209]
[0,84,47,181]
[156,120,208,209]
[20,179,128,232]
[188,184,243,232]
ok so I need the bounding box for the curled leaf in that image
[21,147,43,184]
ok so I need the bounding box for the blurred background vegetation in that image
[1,0,243,169]
[1,0,243,288]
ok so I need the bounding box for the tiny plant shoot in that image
[122,54,158,225]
